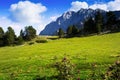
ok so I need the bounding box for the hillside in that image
[0,33,120,79]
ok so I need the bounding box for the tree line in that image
[58,11,120,38]
[0,26,36,47]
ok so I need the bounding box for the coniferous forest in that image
[58,11,120,38]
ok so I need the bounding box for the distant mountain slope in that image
[40,9,120,35]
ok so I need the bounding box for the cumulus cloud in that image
[0,16,47,36]
[69,1,88,12]
[0,1,48,35]
[107,0,120,11]
[69,0,120,12]
[0,17,23,35]
[89,4,107,11]
[10,1,47,24]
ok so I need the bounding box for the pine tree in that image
[58,28,64,38]
[24,26,36,41]
[84,17,96,34]
[67,26,73,37]
[106,11,117,31]
[95,12,103,34]
[4,27,16,45]
[17,36,24,45]
[0,27,4,46]
[20,29,24,38]
[72,25,79,35]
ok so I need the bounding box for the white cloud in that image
[0,16,47,36]
[10,1,47,24]
[0,17,23,35]
[0,1,48,35]
[89,4,107,11]
[69,1,88,12]
[107,0,120,11]
[69,0,120,12]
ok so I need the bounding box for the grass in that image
[0,33,120,79]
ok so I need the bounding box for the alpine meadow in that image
[0,32,120,79]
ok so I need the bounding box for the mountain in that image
[40,9,120,35]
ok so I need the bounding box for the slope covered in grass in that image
[0,33,120,79]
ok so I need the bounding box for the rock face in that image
[40,9,120,35]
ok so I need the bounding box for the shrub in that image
[104,60,120,80]
[29,42,34,45]
[53,57,75,80]
[35,40,47,43]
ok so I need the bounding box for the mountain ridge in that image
[40,9,120,35]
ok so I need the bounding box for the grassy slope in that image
[0,33,120,79]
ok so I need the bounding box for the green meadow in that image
[0,33,120,80]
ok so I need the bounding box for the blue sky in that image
[0,0,114,15]
[0,0,119,35]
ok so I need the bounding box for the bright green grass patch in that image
[0,33,120,79]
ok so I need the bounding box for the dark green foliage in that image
[54,57,74,80]
[4,27,16,46]
[104,61,120,80]
[95,11,103,34]
[67,26,73,37]
[16,36,24,45]
[20,29,24,39]
[106,11,117,31]
[15,30,24,45]
[96,23,101,34]
[0,27,4,38]
[24,26,36,41]
[28,42,34,45]
[106,11,116,25]
[84,17,96,34]
[66,25,79,37]
[0,27,4,46]
[116,20,120,31]
[35,39,48,43]
[72,25,79,35]
[0,26,37,47]
[58,28,64,38]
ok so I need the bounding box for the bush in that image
[104,60,120,80]
[53,57,75,80]
[29,42,34,45]
[35,40,47,43]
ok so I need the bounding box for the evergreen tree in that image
[116,20,120,31]
[72,25,79,35]
[0,27,4,46]
[15,30,24,45]
[84,17,96,34]
[67,26,73,37]
[20,29,24,38]
[95,12,103,34]
[16,36,24,45]
[58,28,64,38]
[24,26,36,41]
[106,11,117,31]
[4,27,16,45]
